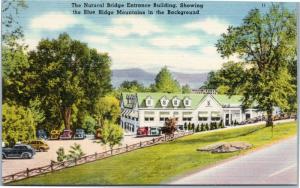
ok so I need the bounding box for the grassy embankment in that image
[11,121,297,185]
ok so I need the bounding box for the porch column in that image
[223,112,226,126]
[240,109,242,122]
[229,110,231,126]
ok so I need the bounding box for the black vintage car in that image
[2,144,36,159]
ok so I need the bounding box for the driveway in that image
[170,136,298,185]
[2,135,154,176]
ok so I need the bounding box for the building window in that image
[198,117,208,121]
[183,117,192,121]
[198,111,208,121]
[160,117,169,122]
[145,117,154,121]
[211,117,221,121]
[211,111,221,121]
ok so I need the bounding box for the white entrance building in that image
[120,92,263,133]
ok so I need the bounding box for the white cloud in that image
[106,16,164,37]
[149,36,201,49]
[30,12,78,30]
[82,35,110,45]
[201,46,218,56]
[106,44,226,73]
[184,18,229,36]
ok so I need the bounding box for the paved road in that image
[170,136,298,185]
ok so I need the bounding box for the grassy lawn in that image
[11,121,297,185]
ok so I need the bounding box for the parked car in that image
[24,140,49,152]
[73,129,86,140]
[2,144,36,159]
[50,130,60,140]
[95,128,102,139]
[137,127,149,137]
[37,129,48,140]
[60,129,73,140]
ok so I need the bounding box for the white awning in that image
[159,112,170,117]
[183,112,193,117]
[198,112,208,117]
[211,112,221,117]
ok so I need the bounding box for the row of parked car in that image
[2,139,50,159]
[38,129,87,140]
[239,113,296,125]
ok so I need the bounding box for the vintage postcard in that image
[1,0,298,186]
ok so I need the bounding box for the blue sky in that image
[13,1,296,73]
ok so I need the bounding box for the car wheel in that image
[2,154,6,159]
[40,148,45,152]
[22,153,31,159]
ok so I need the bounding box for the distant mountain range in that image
[112,68,209,89]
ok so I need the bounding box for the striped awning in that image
[129,111,138,118]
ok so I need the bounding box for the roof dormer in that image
[172,97,180,107]
[145,96,153,107]
[183,97,191,107]
[160,96,169,107]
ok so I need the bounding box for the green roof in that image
[136,92,206,109]
[212,95,244,106]
[121,92,249,109]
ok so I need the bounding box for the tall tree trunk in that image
[63,107,72,130]
[266,109,273,127]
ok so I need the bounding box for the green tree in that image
[153,66,181,93]
[216,5,296,127]
[202,61,246,95]
[82,115,97,134]
[2,48,34,105]
[201,71,220,89]
[100,121,123,153]
[66,143,85,160]
[2,103,36,146]
[56,147,67,162]
[119,80,145,92]
[182,84,192,94]
[94,95,120,127]
[28,33,112,130]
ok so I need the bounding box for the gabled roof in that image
[212,95,244,107]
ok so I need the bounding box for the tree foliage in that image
[161,118,177,136]
[28,33,112,130]
[100,121,123,151]
[94,96,120,127]
[82,115,97,134]
[216,4,296,126]
[202,61,246,95]
[182,84,192,94]
[2,0,27,49]
[119,80,145,92]
[66,143,85,160]
[153,66,181,93]
[2,103,36,146]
